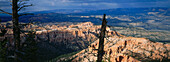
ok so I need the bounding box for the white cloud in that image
[0,0,170,12]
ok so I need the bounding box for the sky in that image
[0,0,170,12]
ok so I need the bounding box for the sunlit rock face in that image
[33,22,119,50]
[1,22,169,62]
[69,34,170,62]
[0,22,100,61]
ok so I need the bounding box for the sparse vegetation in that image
[47,51,80,62]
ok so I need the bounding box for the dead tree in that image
[97,14,107,62]
[0,0,32,61]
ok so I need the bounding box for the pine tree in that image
[0,29,8,62]
[22,31,37,62]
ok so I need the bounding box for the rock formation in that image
[67,33,170,62]
[1,22,169,62]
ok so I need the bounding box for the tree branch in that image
[0,9,12,15]
[19,13,34,16]
[18,4,33,11]
[18,1,27,7]
[18,2,27,6]
[18,0,23,5]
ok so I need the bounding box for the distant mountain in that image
[71,7,170,15]
[0,7,170,31]
[70,7,170,31]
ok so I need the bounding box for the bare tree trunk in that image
[97,14,107,62]
[12,0,20,61]
[0,0,32,61]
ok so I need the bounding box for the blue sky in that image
[0,0,170,12]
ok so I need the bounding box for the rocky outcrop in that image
[69,35,170,62]
[31,22,126,61]
[0,22,100,61]
[1,22,169,62]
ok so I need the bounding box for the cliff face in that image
[27,22,126,61]
[32,22,102,61]
[0,22,102,61]
[1,22,170,62]
[69,35,170,62]
[34,22,99,50]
